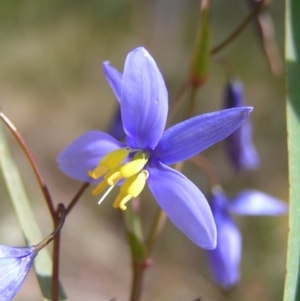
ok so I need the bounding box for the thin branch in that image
[210,0,265,56]
[0,111,56,219]
[66,182,90,215]
[51,204,66,301]
[35,203,66,251]
[188,155,220,188]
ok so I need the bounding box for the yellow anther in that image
[92,165,123,195]
[107,171,123,185]
[112,194,132,210]
[88,165,108,179]
[112,170,149,210]
[92,180,109,195]
[102,147,131,167]
[88,147,131,179]
[120,152,148,178]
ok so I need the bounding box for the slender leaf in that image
[188,0,211,87]
[123,200,146,263]
[284,0,300,300]
[0,124,67,301]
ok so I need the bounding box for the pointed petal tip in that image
[102,60,111,67]
[131,46,148,55]
[229,189,288,216]
[241,106,253,117]
[204,236,217,250]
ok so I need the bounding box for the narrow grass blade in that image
[284,0,300,300]
[0,125,67,301]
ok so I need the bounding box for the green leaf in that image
[0,124,68,301]
[284,0,300,300]
[188,0,211,88]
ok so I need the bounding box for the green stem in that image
[128,208,167,301]
[145,208,167,253]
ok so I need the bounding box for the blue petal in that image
[154,107,253,165]
[102,61,122,102]
[207,190,241,288]
[57,131,124,182]
[147,158,216,249]
[0,246,37,301]
[207,212,241,288]
[121,47,168,150]
[228,190,288,215]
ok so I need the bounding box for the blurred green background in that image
[0,0,287,300]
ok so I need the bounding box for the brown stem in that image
[35,203,66,251]
[66,182,90,215]
[51,204,65,301]
[145,208,167,254]
[0,111,56,219]
[210,0,265,56]
[129,263,145,301]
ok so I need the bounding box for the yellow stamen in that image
[88,147,131,179]
[120,152,149,178]
[112,170,149,210]
[112,194,132,210]
[88,165,108,179]
[92,165,123,195]
[92,180,109,195]
[106,170,123,185]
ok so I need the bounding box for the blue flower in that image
[108,107,125,140]
[0,245,37,301]
[223,79,259,171]
[207,187,287,288]
[57,47,252,249]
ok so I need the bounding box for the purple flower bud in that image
[223,79,259,171]
[0,245,38,301]
[108,108,125,140]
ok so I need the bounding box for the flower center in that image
[88,147,149,210]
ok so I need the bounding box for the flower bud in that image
[223,79,259,171]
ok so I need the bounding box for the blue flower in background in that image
[57,47,252,249]
[108,107,125,141]
[0,245,37,301]
[207,187,287,288]
[223,79,259,172]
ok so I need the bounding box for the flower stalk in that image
[0,111,56,219]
